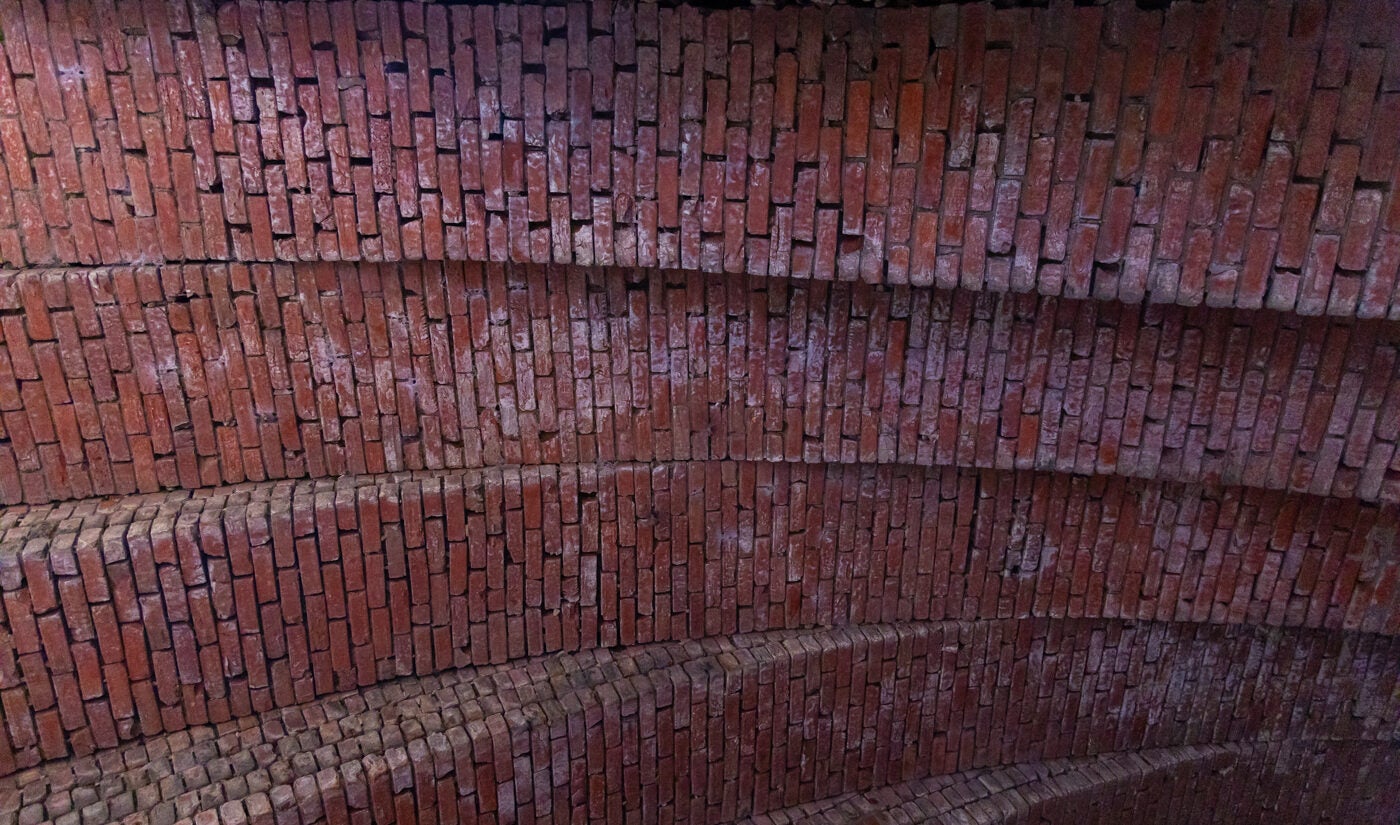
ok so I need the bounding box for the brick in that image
[0,0,1386,315]
[0,5,1394,817]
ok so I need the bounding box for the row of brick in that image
[753,742,1400,825]
[0,621,1395,824]
[2,261,1399,505]
[1,460,1397,773]
[1,0,1398,316]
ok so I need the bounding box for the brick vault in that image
[0,0,1397,823]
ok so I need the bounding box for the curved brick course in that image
[750,741,1400,824]
[0,623,1396,825]
[2,262,1399,506]
[1,462,1398,770]
[0,0,1397,819]
[0,1,1398,317]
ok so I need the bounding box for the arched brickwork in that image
[2,263,1400,507]
[0,0,1399,317]
[0,463,1398,770]
[750,742,1400,824]
[0,624,1397,825]
[0,0,1397,821]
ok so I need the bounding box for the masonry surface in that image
[0,0,1397,823]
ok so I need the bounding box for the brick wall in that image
[2,262,1399,506]
[1,625,1398,825]
[0,0,1397,821]
[1,461,1397,770]
[755,742,1400,824]
[0,0,1398,316]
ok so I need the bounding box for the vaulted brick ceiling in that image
[0,0,1397,823]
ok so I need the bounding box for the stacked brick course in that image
[3,262,1400,506]
[752,742,1400,824]
[2,463,1398,771]
[1,625,1398,825]
[0,0,1397,821]
[0,0,1399,316]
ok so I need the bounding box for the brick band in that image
[0,1,1397,316]
[752,742,1400,824]
[2,261,1398,506]
[1,461,1397,773]
[0,623,1396,824]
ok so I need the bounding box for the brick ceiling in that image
[0,1,1396,822]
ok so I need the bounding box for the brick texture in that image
[0,0,1397,820]
[0,462,1397,771]
[752,742,1400,824]
[2,262,1399,506]
[0,624,1397,825]
[0,1,1398,317]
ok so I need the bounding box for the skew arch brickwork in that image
[0,0,1395,822]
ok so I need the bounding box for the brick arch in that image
[0,0,1397,819]
[1,1,1398,320]
[748,741,1400,824]
[0,622,1397,825]
[3,263,1400,507]
[3,462,1399,772]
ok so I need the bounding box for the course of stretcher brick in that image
[1,463,1398,771]
[747,741,1400,824]
[0,0,1398,821]
[0,622,1397,825]
[2,262,1399,507]
[0,0,1398,317]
